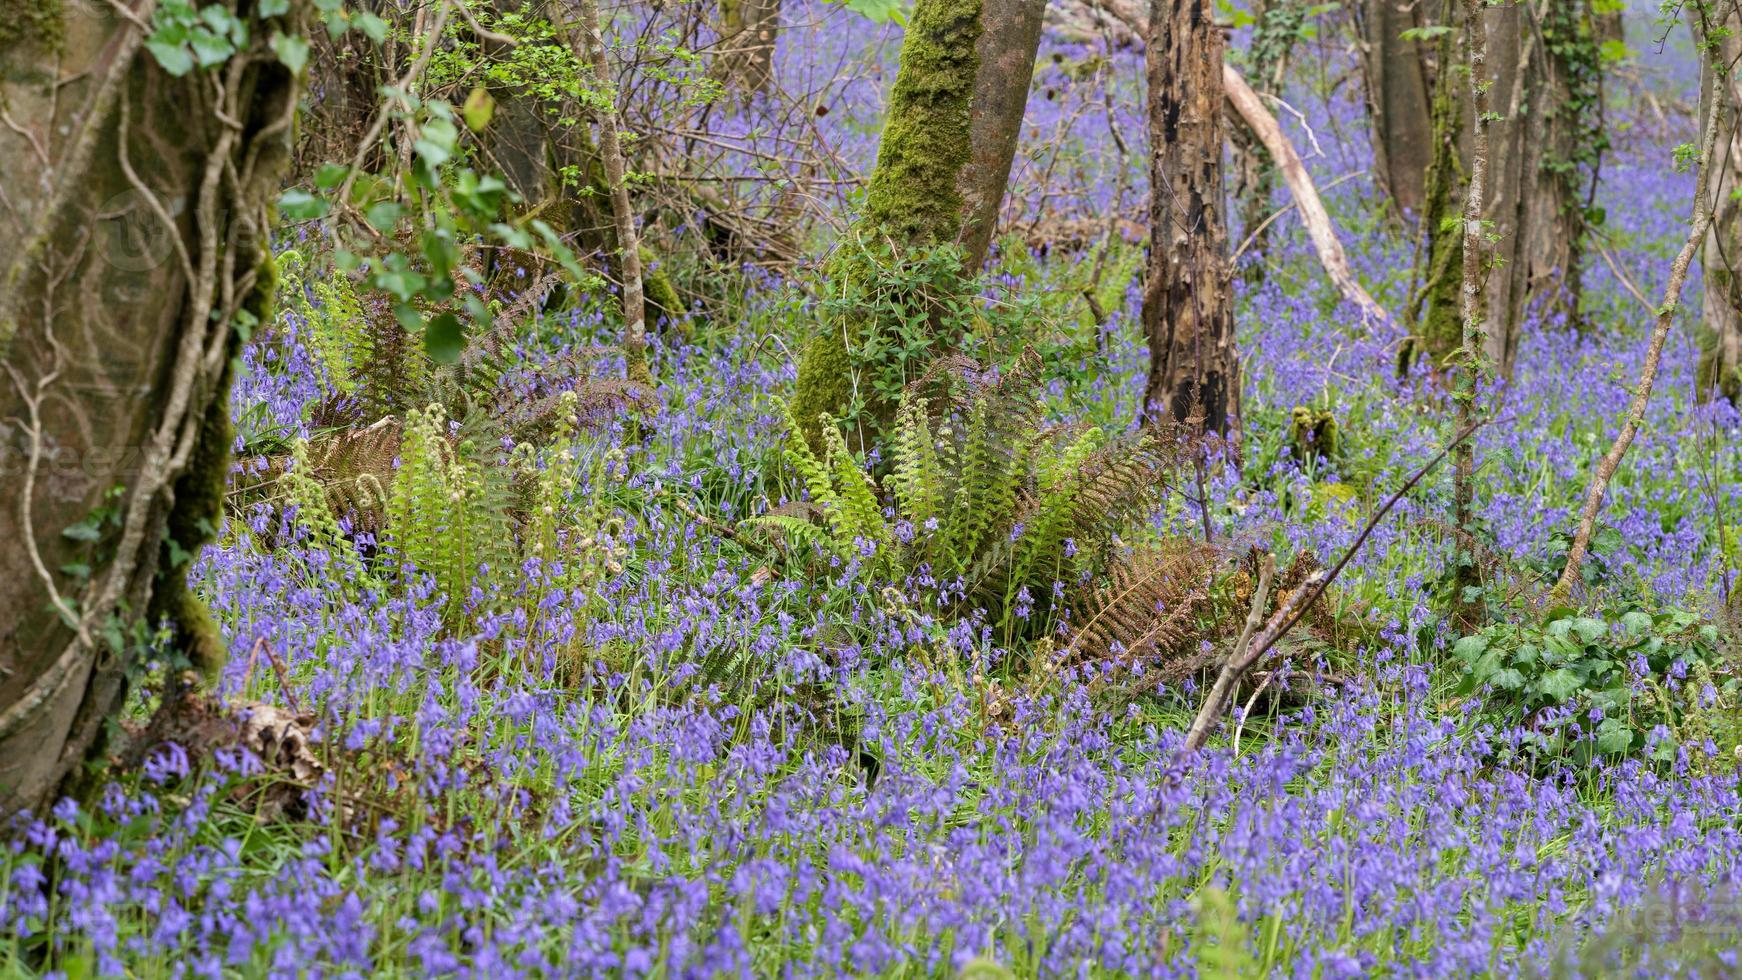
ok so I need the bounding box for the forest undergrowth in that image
[3,1,1742,977]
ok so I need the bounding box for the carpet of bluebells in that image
[6,2,1742,977]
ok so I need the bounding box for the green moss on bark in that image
[0,0,65,52]
[1409,32,1467,373]
[791,0,983,446]
[860,0,981,245]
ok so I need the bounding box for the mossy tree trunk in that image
[1410,10,1466,374]
[0,0,305,814]
[1696,3,1742,404]
[1409,1,1602,379]
[789,0,1045,445]
[1142,0,1237,439]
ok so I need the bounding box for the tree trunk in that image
[0,0,306,814]
[1142,0,1236,438]
[1409,10,1467,375]
[1357,0,1436,217]
[789,0,1045,444]
[1410,1,1602,379]
[1697,4,1742,405]
[575,0,652,388]
[1453,0,1493,630]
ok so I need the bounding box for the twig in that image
[1593,234,1656,313]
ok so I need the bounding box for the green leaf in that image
[188,27,236,68]
[1596,718,1633,755]
[276,189,329,221]
[1452,634,1489,662]
[839,0,903,23]
[271,32,309,72]
[364,201,403,233]
[354,11,389,41]
[313,163,350,189]
[1491,668,1526,691]
[260,0,290,16]
[146,40,195,77]
[1620,610,1652,636]
[424,312,465,364]
[462,87,496,133]
[1536,668,1582,703]
[1570,617,1607,644]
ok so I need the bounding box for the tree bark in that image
[0,0,305,814]
[956,0,1047,273]
[1357,0,1436,216]
[1142,0,1237,438]
[789,0,1045,444]
[1452,0,1493,629]
[574,0,651,388]
[1410,1,1601,380]
[1696,4,1742,405]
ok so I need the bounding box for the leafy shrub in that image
[1454,607,1728,763]
[814,238,1050,442]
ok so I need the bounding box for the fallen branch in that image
[1221,63,1394,329]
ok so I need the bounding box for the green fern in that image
[819,417,888,548]
[385,404,518,628]
[748,354,1191,652]
[888,393,945,537]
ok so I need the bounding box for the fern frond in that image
[739,513,842,559]
[781,400,839,516]
[820,418,887,549]
[1066,542,1220,673]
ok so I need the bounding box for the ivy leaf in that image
[271,32,309,72]
[1596,718,1633,755]
[1570,617,1607,644]
[1452,634,1488,662]
[260,0,290,16]
[1491,668,1526,691]
[424,312,465,364]
[1536,668,1582,703]
[146,40,196,77]
[188,27,236,68]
